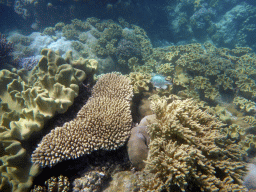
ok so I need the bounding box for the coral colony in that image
[1,0,256,191]
[19,56,40,71]
[0,33,14,65]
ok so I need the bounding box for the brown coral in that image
[233,96,256,113]
[128,72,151,94]
[31,175,70,192]
[31,73,133,167]
[140,95,247,192]
[127,115,156,170]
[0,48,94,192]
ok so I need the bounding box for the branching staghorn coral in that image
[32,73,133,167]
[140,95,248,192]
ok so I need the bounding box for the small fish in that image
[151,74,172,89]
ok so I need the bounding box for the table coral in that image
[0,49,97,192]
[32,73,133,167]
[140,95,247,191]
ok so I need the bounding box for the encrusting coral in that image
[32,73,133,167]
[0,49,98,192]
[140,95,248,191]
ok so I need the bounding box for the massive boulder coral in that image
[0,49,98,192]
[140,95,248,191]
[127,115,156,170]
[32,73,133,167]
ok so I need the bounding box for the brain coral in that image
[32,73,133,167]
[140,95,247,192]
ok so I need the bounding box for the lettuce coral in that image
[128,72,151,94]
[133,42,256,111]
[140,95,247,191]
[233,96,256,113]
[0,49,97,192]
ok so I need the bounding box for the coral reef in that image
[103,171,139,192]
[90,20,152,73]
[14,0,30,19]
[73,171,106,192]
[116,39,141,59]
[190,3,216,30]
[0,33,13,61]
[31,175,70,192]
[4,0,256,53]
[212,3,253,48]
[240,134,256,156]
[224,124,246,140]
[0,49,97,192]
[165,0,256,50]
[128,72,151,94]
[61,18,92,41]
[127,128,148,170]
[134,42,256,110]
[140,95,247,191]
[233,96,256,113]
[32,73,133,167]
[0,33,19,69]
[42,27,56,36]
[19,56,40,71]
[127,115,156,170]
